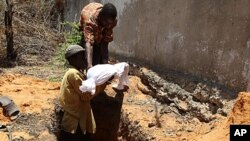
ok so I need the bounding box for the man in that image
[79,2,117,69]
[59,45,95,141]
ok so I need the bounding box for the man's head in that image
[99,3,117,28]
[65,45,86,70]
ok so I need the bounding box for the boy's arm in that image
[71,72,93,101]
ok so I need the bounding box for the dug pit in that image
[0,65,246,141]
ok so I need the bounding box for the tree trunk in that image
[4,0,15,61]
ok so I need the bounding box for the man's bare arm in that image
[86,42,93,69]
[101,41,109,64]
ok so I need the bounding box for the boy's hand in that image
[80,92,93,101]
[84,92,92,95]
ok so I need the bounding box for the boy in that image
[59,45,95,141]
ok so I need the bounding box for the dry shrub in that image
[0,0,64,66]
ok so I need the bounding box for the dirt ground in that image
[0,72,60,141]
[0,70,249,141]
[0,2,249,140]
[197,92,250,141]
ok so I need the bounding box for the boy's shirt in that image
[60,67,96,134]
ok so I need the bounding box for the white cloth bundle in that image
[79,62,129,95]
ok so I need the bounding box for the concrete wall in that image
[64,0,89,22]
[65,0,250,91]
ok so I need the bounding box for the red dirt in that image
[197,92,250,141]
[112,76,219,141]
[0,73,60,140]
[228,92,250,124]
[0,73,249,141]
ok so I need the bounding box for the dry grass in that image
[0,0,64,67]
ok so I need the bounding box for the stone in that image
[176,131,182,137]
[186,127,193,132]
[148,122,156,128]
[193,90,209,102]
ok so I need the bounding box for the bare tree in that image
[5,0,16,61]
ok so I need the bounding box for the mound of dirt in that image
[228,92,250,124]
[197,92,250,141]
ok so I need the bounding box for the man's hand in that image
[87,64,93,70]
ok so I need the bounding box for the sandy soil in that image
[111,76,224,141]
[0,72,249,141]
[0,73,60,140]
[197,92,250,141]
